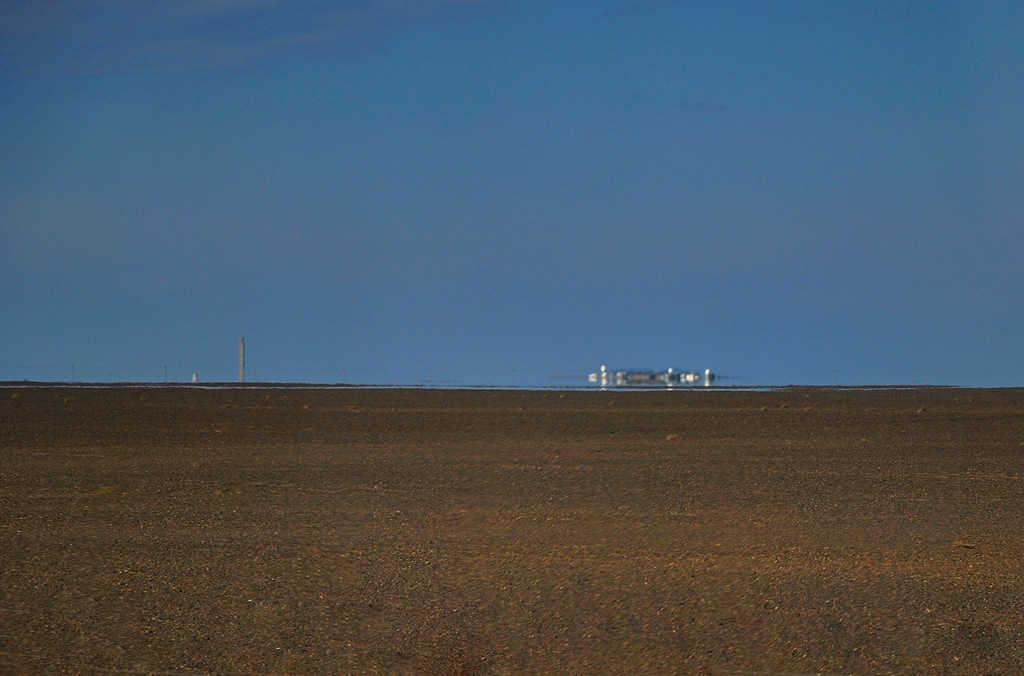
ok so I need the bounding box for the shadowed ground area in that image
[1,385,1023,674]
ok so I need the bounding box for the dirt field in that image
[1,385,1023,675]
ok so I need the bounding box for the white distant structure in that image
[588,365,712,387]
[192,372,198,383]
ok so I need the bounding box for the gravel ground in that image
[1,385,1023,675]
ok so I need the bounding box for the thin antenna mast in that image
[239,337,245,383]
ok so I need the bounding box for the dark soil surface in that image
[2,385,1023,675]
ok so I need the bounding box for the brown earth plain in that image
[1,385,1024,675]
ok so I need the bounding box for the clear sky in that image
[2,1,1022,387]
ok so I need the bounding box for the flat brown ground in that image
[2,385,1023,675]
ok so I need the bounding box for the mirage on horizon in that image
[589,365,716,387]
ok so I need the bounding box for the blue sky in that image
[2,0,1022,386]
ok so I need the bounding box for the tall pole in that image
[239,337,245,383]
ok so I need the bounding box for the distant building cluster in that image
[588,365,715,388]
